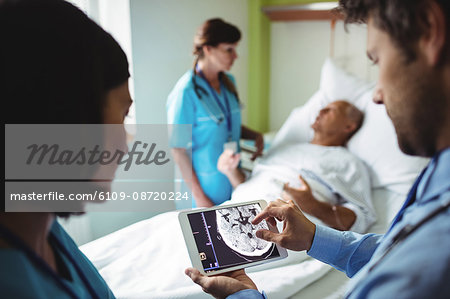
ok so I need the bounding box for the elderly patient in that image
[218,100,372,231]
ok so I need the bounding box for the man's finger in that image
[298,175,310,189]
[283,184,296,193]
[256,229,281,244]
[252,205,285,225]
[185,268,209,288]
[266,216,277,227]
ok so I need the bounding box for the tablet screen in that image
[187,202,281,273]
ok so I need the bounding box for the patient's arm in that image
[282,175,356,230]
[171,148,214,207]
[217,149,246,188]
[241,125,264,160]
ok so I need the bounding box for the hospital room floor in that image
[290,268,349,299]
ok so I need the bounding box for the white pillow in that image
[320,58,375,105]
[271,58,428,194]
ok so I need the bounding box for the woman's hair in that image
[1,0,130,215]
[193,18,241,99]
[1,0,130,124]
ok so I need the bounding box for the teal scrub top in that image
[0,221,114,298]
[167,70,241,206]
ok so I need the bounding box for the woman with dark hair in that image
[0,0,132,297]
[167,18,264,207]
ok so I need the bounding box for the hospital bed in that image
[80,59,428,299]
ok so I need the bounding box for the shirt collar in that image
[416,147,450,204]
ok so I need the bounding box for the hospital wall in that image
[269,21,378,131]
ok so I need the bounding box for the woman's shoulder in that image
[167,70,198,104]
[171,70,196,93]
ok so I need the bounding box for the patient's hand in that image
[282,175,317,215]
[252,199,316,252]
[251,133,264,161]
[185,268,257,299]
[217,149,241,175]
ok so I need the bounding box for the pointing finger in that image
[252,204,285,225]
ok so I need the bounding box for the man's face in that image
[311,101,353,136]
[367,18,445,157]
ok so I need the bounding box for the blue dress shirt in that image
[229,147,450,298]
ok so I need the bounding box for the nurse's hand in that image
[217,149,246,188]
[251,133,264,161]
[217,149,240,175]
[185,268,257,299]
[252,199,316,252]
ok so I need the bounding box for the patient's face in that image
[312,101,352,135]
[367,18,446,157]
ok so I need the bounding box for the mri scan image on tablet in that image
[179,200,288,275]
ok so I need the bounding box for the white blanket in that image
[233,143,375,233]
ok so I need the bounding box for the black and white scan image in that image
[216,203,271,256]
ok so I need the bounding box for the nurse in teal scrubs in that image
[167,18,263,207]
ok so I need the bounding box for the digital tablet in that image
[178,200,288,276]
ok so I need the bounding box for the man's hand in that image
[282,175,318,215]
[185,268,257,299]
[217,149,241,175]
[252,199,316,251]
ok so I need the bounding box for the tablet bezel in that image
[178,199,288,276]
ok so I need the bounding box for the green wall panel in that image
[246,0,337,132]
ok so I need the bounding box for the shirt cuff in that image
[227,289,266,299]
[307,224,343,264]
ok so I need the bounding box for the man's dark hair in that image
[336,0,450,62]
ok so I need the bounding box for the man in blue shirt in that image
[185,0,450,298]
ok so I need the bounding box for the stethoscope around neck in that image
[192,65,229,126]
